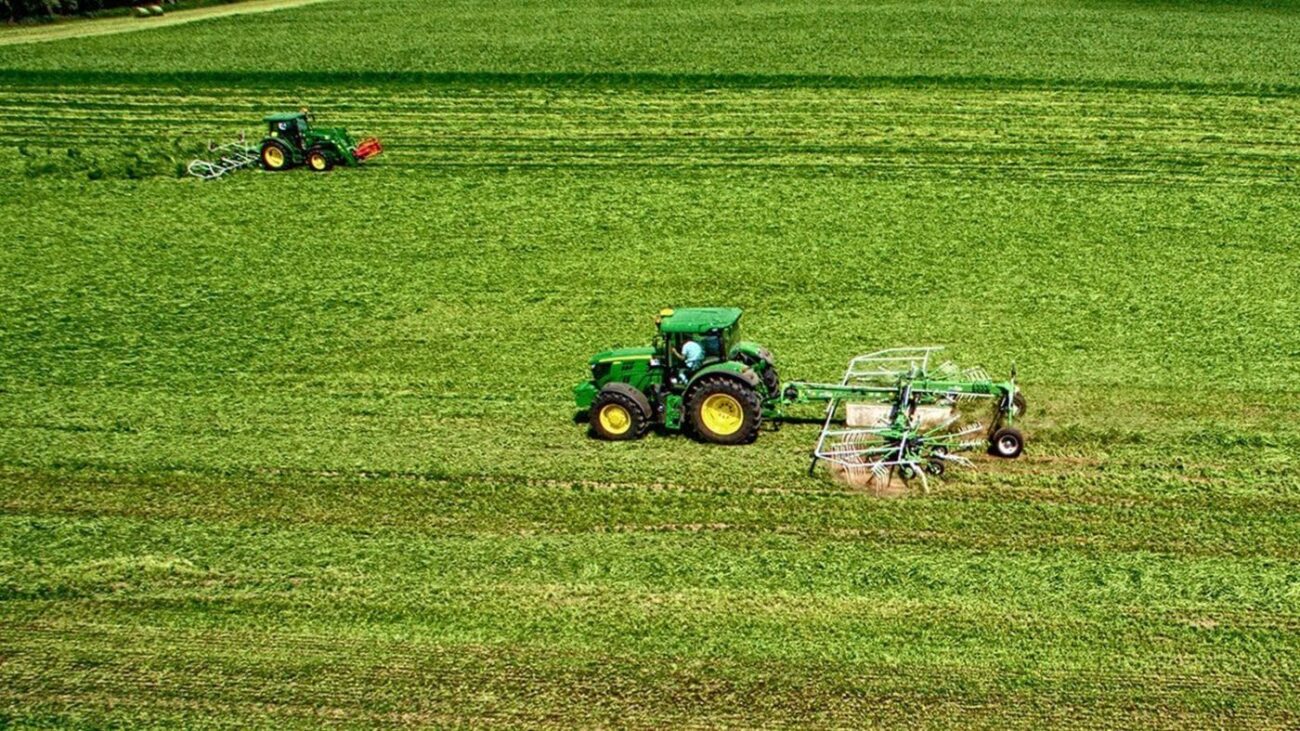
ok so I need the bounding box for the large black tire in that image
[989,427,1025,459]
[759,363,780,396]
[686,376,762,445]
[260,140,293,171]
[589,383,652,441]
[306,146,335,173]
[731,351,779,397]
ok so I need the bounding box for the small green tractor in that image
[188,110,382,180]
[574,308,1027,482]
[258,111,382,173]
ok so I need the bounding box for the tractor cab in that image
[264,112,309,150]
[654,307,742,373]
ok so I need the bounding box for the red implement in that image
[353,137,383,162]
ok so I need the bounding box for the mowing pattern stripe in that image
[1,84,1297,181]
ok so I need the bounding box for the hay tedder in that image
[188,110,381,180]
[574,308,1026,488]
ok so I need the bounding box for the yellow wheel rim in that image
[264,146,285,168]
[700,393,744,436]
[308,153,326,170]
[598,404,632,436]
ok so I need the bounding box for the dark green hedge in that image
[4,1,153,22]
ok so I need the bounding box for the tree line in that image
[2,0,204,22]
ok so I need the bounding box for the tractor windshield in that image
[699,330,724,359]
[270,117,305,147]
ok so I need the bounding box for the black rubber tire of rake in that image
[989,426,1025,459]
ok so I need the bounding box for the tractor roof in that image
[263,112,307,123]
[657,307,743,334]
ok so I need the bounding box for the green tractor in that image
[257,111,382,173]
[574,307,779,444]
[575,308,1028,479]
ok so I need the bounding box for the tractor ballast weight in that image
[574,309,1027,478]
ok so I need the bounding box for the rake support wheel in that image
[989,427,1025,459]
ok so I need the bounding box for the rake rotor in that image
[800,346,1026,490]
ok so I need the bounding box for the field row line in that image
[5,622,1297,696]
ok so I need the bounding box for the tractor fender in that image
[596,382,653,420]
[726,341,779,396]
[727,340,774,366]
[685,361,760,397]
[259,136,300,160]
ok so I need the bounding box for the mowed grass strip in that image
[1,623,1295,729]
[1,84,1298,182]
[1,512,1298,728]
[0,170,1296,491]
[2,466,1298,559]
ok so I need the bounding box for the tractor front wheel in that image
[306,147,334,173]
[686,376,761,445]
[260,140,292,171]
[989,427,1025,459]
[589,384,651,441]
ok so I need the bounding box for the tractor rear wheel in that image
[732,352,780,396]
[686,376,761,445]
[989,427,1025,459]
[306,147,334,173]
[759,363,780,396]
[260,140,292,171]
[589,384,651,441]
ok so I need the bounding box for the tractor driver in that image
[674,338,705,384]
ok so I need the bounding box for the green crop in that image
[1,0,1299,728]
[3,0,1300,88]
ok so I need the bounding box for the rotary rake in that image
[790,347,1026,490]
[815,394,990,493]
[187,135,259,180]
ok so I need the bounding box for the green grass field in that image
[2,1,1299,727]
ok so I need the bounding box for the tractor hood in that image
[588,346,655,365]
[312,126,355,144]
